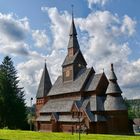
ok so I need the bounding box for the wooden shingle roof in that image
[47,68,92,96]
[36,63,52,98]
[40,98,75,113]
[58,115,83,122]
[106,81,122,94]
[104,95,127,111]
[36,115,51,122]
[106,64,122,95]
[62,50,87,67]
[85,73,103,92]
[68,17,79,50]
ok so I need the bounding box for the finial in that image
[71,4,74,19]
[111,63,114,71]
[103,68,104,73]
[44,59,47,67]
[45,59,46,63]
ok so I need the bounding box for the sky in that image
[0,0,140,106]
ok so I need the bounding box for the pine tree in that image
[0,56,27,129]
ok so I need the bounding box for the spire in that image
[62,6,87,82]
[69,4,77,36]
[69,17,77,36]
[105,65,126,111]
[67,5,79,51]
[109,63,117,81]
[106,63,122,94]
[36,61,52,98]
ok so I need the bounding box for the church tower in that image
[62,15,87,82]
[36,62,52,118]
[104,64,128,134]
[104,63,127,111]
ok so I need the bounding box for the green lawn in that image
[0,130,139,140]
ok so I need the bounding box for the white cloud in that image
[0,13,29,42]
[87,0,109,9]
[0,13,30,56]
[0,7,139,105]
[0,42,29,56]
[41,7,71,50]
[17,49,64,105]
[0,13,50,58]
[121,15,136,36]
[76,11,133,70]
[121,59,140,88]
[17,59,44,104]
[40,7,140,101]
[32,30,49,48]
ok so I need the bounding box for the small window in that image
[78,64,81,67]
[66,70,70,77]
[72,112,82,118]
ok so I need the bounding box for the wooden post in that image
[30,97,33,131]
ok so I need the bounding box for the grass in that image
[0,129,140,140]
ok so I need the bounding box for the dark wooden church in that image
[35,16,129,134]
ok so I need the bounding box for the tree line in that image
[125,98,140,119]
[0,56,27,129]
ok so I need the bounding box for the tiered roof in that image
[104,64,127,111]
[104,95,127,111]
[106,64,122,94]
[68,17,79,50]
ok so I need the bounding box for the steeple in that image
[62,7,87,82]
[106,63,122,94]
[67,7,79,56]
[36,62,52,98]
[69,17,77,36]
[69,4,77,36]
[109,63,117,81]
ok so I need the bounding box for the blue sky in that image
[0,0,140,105]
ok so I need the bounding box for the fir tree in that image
[0,56,27,129]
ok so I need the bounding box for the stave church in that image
[35,15,129,134]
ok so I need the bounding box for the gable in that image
[85,73,102,92]
[62,50,87,67]
[85,72,108,95]
[51,113,59,122]
[96,73,109,95]
[74,50,87,67]
[71,102,79,112]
